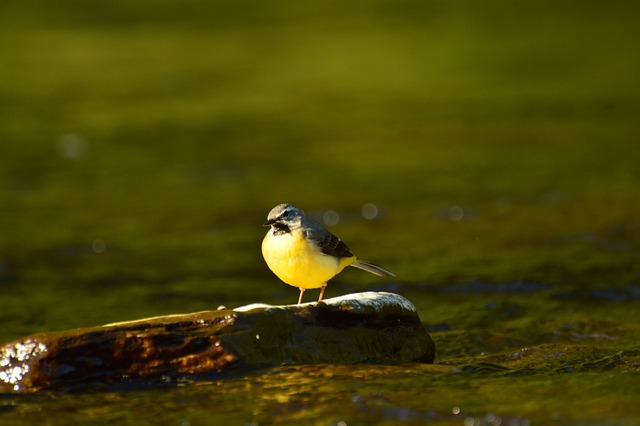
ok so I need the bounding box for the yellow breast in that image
[262,228,355,289]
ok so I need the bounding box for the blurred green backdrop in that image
[1,0,639,335]
[2,1,640,424]
[0,1,640,337]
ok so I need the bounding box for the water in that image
[1,0,640,424]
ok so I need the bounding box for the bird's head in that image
[264,203,304,232]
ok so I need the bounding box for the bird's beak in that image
[263,219,274,227]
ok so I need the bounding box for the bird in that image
[261,203,395,304]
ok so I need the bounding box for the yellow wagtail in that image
[262,203,395,304]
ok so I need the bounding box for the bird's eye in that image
[280,210,290,219]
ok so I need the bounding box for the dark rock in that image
[0,292,434,393]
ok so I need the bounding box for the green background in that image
[1,1,639,424]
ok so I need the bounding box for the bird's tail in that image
[350,261,395,277]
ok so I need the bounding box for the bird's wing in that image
[304,224,354,258]
[320,232,354,258]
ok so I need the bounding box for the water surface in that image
[1,1,639,424]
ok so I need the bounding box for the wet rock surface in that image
[0,292,434,393]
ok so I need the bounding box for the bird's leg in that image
[318,284,327,302]
[297,288,305,305]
